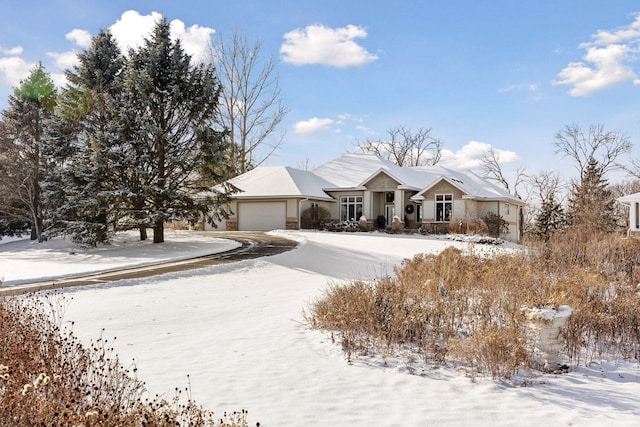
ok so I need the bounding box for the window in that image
[435,194,452,222]
[636,202,639,229]
[385,192,395,203]
[505,203,510,215]
[340,196,363,221]
[416,204,423,222]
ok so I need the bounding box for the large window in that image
[435,194,452,222]
[340,196,363,221]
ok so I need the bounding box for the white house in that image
[209,153,525,242]
[618,192,640,236]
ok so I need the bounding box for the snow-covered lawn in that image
[0,230,240,285]
[1,230,639,426]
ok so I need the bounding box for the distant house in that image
[618,192,640,237]
[209,153,524,242]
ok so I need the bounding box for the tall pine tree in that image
[122,18,232,243]
[0,64,56,241]
[44,30,125,246]
[566,156,617,233]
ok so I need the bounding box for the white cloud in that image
[554,44,637,96]
[555,15,640,96]
[280,24,378,67]
[66,29,92,48]
[169,20,214,64]
[355,124,375,135]
[498,82,542,100]
[46,50,79,70]
[0,45,23,55]
[108,10,214,63]
[109,10,163,53]
[50,72,68,89]
[440,141,518,169]
[0,56,34,87]
[293,117,334,135]
[587,13,640,46]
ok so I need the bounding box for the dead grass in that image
[0,292,251,426]
[307,230,640,379]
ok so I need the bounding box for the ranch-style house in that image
[208,153,524,242]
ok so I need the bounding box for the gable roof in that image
[226,166,335,201]
[219,153,523,205]
[314,154,523,205]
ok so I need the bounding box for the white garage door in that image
[238,202,287,231]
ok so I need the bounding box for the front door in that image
[385,204,395,227]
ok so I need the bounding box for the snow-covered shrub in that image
[391,216,403,232]
[358,215,369,232]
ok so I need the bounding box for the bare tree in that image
[554,123,632,179]
[211,29,289,174]
[480,147,525,196]
[356,125,442,166]
[623,158,640,181]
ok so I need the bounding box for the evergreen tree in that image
[566,156,617,233]
[43,30,125,246]
[122,18,233,243]
[0,64,56,241]
[533,194,565,241]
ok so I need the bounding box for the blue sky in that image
[2,0,640,184]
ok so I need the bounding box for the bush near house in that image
[307,229,640,379]
[0,293,250,426]
[300,206,331,230]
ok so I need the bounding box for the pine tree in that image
[122,18,233,243]
[0,64,56,241]
[566,156,617,233]
[534,194,565,241]
[43,30,125,246]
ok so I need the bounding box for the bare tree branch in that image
[553,123,632,178]
[355,125,442,166]
[479,147,525,196]
[210,29,290,174]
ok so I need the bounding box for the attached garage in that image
[237,201,287,231]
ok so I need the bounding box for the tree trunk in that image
[153,219,164,243]
[138,226,147,241]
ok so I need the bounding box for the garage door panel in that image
[238,202,286,231]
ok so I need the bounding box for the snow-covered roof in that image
[618,192,640,203]
[226,166,336,201]
[313,153,523,204]
[221,153,523,205]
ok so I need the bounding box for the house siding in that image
[365,173,400,191]
[421,181,465,223]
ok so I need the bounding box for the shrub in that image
[0,293,251,426]
[481,212,508,238]
[307,231,640,379]
[300,205,331,229]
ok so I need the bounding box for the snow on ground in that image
[0,230,240,286]
[2,230,640,426]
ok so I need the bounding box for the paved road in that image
[0,232,298,297]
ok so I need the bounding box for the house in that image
[208,153,525,242]
[618,192,640,237]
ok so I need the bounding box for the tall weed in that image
[307,231,640,379]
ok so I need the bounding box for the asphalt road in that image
[0,232,298,297]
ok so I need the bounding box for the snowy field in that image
[1,230,640,426]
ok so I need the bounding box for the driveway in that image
[0,231,298,297]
